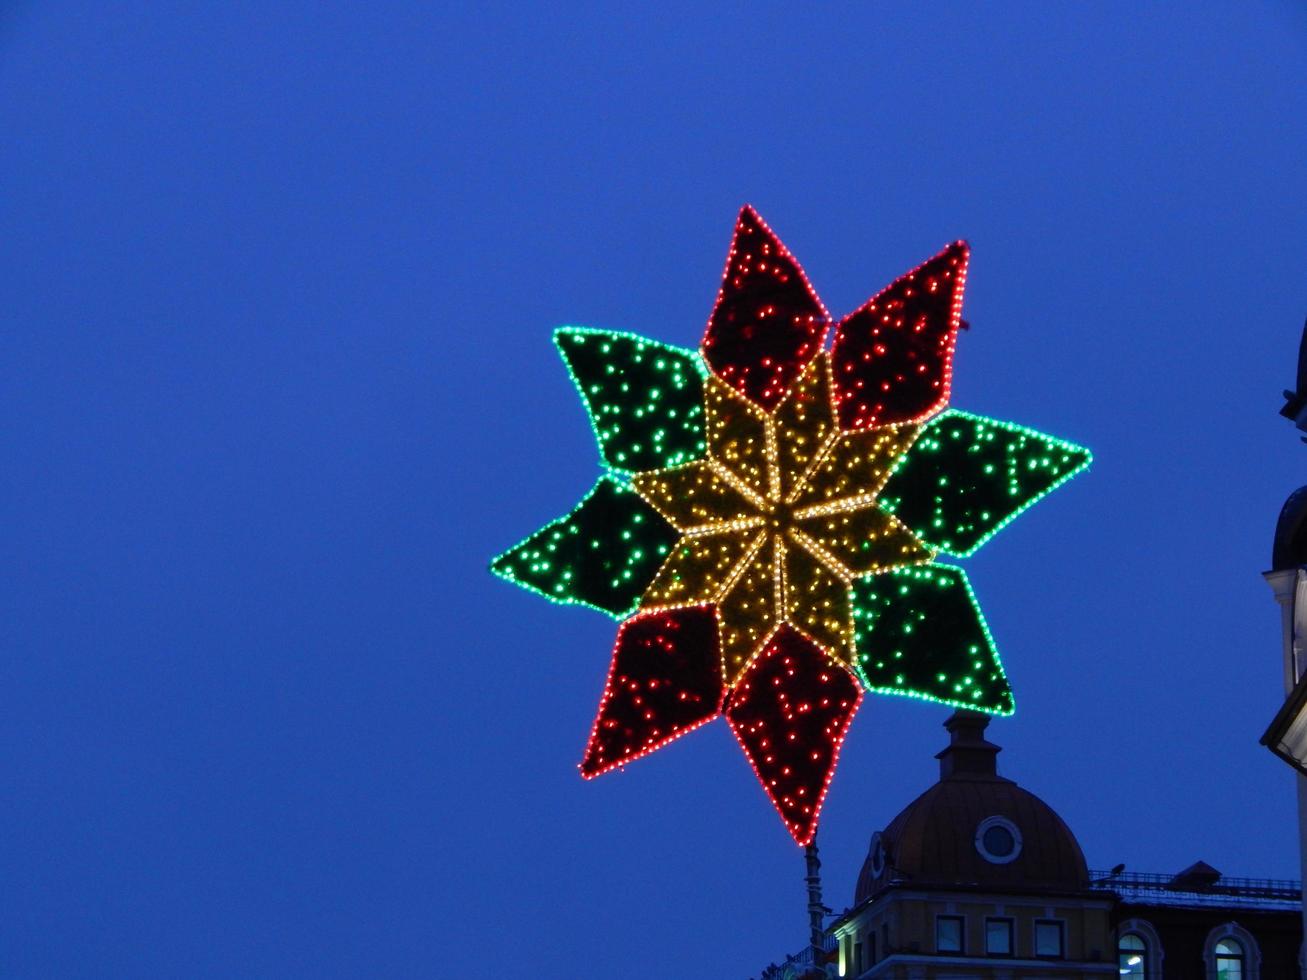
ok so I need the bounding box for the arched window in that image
[1215,938,1245,979]
[1118,933,1148,978]
[1204,923,1261,980]
[1117,919,1164,978]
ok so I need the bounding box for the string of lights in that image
[491,205,1090,844]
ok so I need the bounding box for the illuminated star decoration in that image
[491,206,1090,845]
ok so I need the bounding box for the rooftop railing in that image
[1089,869,1302,910]
[757,933,838,980]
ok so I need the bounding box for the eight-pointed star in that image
[489,204,1092,846]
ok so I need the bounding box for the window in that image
[983,824,1015,855]
[985,917,1013,956]
[936,915,964,953]
[974,816,1023,864]
[852,941,862,977]
[1205,923,1259,980]
[1215,938,1245,980]
[867,932,875,964]
[1119,932,1147,978]
[868,831,887,877]
[1035,919,1064,958]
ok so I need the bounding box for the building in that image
[1261,482,1307,952]
[757,712,1302,979]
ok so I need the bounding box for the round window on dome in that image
[974,816,1022,864]
[983,824,1014,855]
[868,832,887,877]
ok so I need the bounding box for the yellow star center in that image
[631,352,935,686]
[763,498,792,532]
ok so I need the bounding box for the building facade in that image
[758,712,1302,980]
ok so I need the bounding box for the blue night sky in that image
[0,3,1305,977]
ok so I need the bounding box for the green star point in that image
[878,409,1091,557]
[554,326,708,473]
[851,563,1014,716]
[490,474,679,619]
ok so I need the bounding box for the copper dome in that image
[854,711,1089,905]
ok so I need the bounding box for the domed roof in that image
[854,712,1088,905]
[1272,485,1307,570]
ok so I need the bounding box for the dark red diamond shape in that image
[832,241,970,429]
[701,205,829,411]
[580,605,724,778]
[725,625,862,845]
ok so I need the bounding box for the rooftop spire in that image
[935,709,1003,780]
